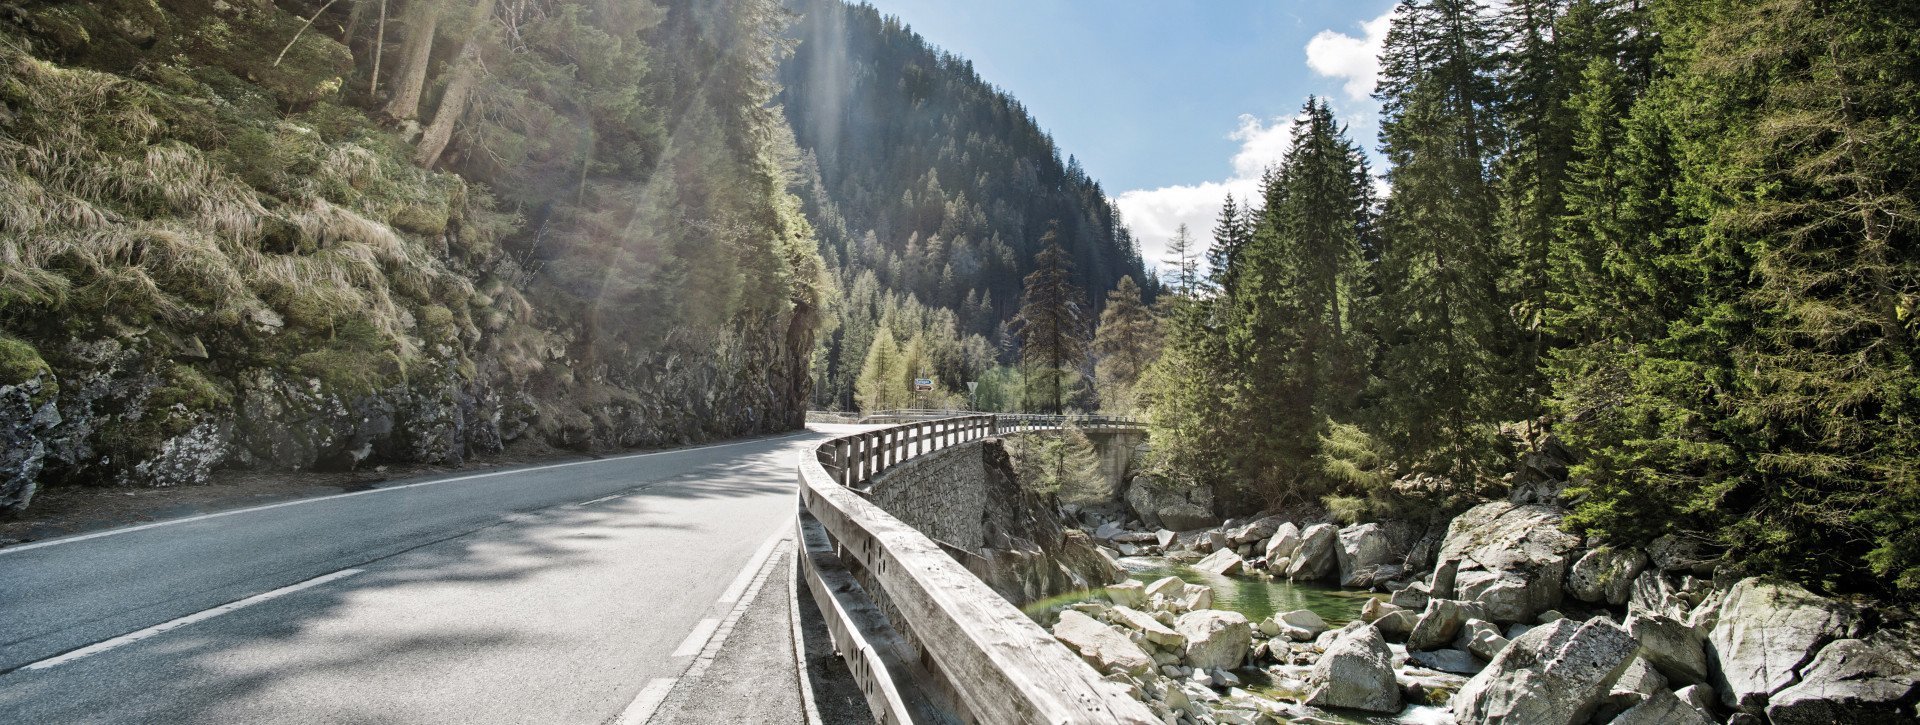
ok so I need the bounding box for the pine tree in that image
[1163,224,1200,296]
[1366,0,1509,476]
[1093,275,1159,412]
[1014,223,1090,414]
[1208,195,1254,296]
[854,327,904,413]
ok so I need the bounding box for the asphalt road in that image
[0,425,868,724]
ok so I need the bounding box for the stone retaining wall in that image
[867,440,989,551]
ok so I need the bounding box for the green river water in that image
[1026,556,1384,624]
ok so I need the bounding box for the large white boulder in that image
[1626,612,1708,686]
[1111,605,1186,648]
[1052,610,1152,676]
[1766,631,1920,725]
[1264,522,1302,562]
[1175,610,1252,670]
[1227,515,1285,544]
[1707,577,1860,713]
[1193,547,1244,576]
[1566,546,1647,605]
[1335,523,1398,588]
[1451,617,1638,725]
[1286,523,1340,582]
[1304,624,1401,713]
[1408,598,1489,651]
[1431,502,1581,624]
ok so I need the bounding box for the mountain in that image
[778,0,1149,410]
[0,0,822,513]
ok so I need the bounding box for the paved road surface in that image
[0,425,872,724]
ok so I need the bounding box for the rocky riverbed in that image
[1039,500,1920,725]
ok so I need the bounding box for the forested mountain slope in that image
[0,0,824,513]
[779,0,1148,410]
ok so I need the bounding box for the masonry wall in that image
[866,440,989,551]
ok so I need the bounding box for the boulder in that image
[1455,619,1509,661]
[1408,599,1489,651]
[1264,522,1302,562]
[1144,576,1187,600]
[1094,521,1126,540]
[1157,501,1216,531]
[1205,530,1232,553]
[1194,548,1245,576]
[1707,577,1861,713]
[1123,475,1218,531]
[1675,683,1717,714]
[1627,613,1708,686]
[1596,656,1668,719]
[1626,569,1695,622]
[1053,610,1152,675]
[1611,687,1715,725]
[1156,529,1177,548]
[1175,610,1252,670]
[1391,581,1432,610]
[1304,625,1401,714]
[1106,580,1146,608]
[1275,609,1330,638]
[1766,631,1920,725]
[1360,598,1403,624]
[1375,609,1417,639]
[1452,617,1639,725]
[1286,523,1340,582]
[1432,502,1581,624]
[1228,515,1285,544]
[1409,648,1484,675]
[1175,584,1213,611]
[1335,523,1398,588]
[1567,546,1647,606]
[1112,605,1187,648]
[1647,534,1715,575]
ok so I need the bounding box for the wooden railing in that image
[794,414,1155,724]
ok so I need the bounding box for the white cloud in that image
[1116,114,1293,274]
[1305,10,1393,102]
[1116,9,1396,276]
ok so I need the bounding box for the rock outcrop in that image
[1123,475,1218,531]
[1431,502,1582,624]
[1305,625,1401,713]
[1452,617,1638,725]
[1765,631,1920,725]
[1707,577,1860,713]
[1286,523,1340,582]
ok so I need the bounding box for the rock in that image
[1391,581,1432,610]
[1409,648,1485,675]
[1112,605,1187,648]
[1194,548,1245,576]
[1375,610,1417,639]
[1360,598,1403,623]
[1766,631,1920,725]
[1536,609,1564,623]
[1596,656,1668,719]
[1452,617,1639,725]
[1626,569,1695,622]
[1408,599,1489,651]
[1107,580,1146,608]
[1053,610,1152,675]
[1228,515,1285,544]
[1276,609,1330,638]
[1123,475,1218,531]
[1455,619,1509,661]
[1647,534,1715,575]
[1156,529,1177,548]
[1095,521,1126,540]
[1304,625,1401,713]
[1675,683,1716,713]
[1,375,59,513]
[1176,610,1253,670]
[1144,576,1187,600]
[1335,523,1398,588]
[1627,613,1708,686]
[1432,502,1582,624]
[1175,584,1214,611]
[1611,688,1715,725]
[1286,523,1340,582]
[1157,501,1217,532]
[1707,577,1860,713]
[1567,546,1648,606]
[1264,522,1302,562]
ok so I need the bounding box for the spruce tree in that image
[1093,275,1159,412]
[1014,223,1091,414]
[1208,195,1254,297]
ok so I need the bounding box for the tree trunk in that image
[414,40,478,167]
[382,0,442,121]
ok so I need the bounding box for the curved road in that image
[0,425,866,723]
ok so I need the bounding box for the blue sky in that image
[861,0,1401,269]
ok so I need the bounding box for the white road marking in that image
[718,528,787,604]
[572,492,626,508]
[1,432,813,556]
[615,677,677,725]
[21,569,364,671]
[672,619,720,658]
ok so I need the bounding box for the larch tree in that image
[1092,275,1158,412]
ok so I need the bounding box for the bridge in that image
[0,413,1152,724]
